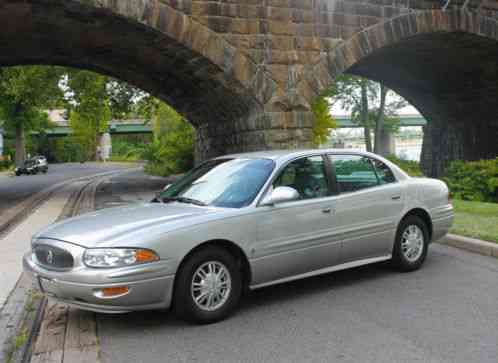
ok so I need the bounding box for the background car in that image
[15,155,48,176]
[24,150,453,324]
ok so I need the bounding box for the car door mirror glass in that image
[261,186,300,206]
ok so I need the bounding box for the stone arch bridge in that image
[1,0,497,176]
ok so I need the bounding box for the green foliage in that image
[143,103,194,177]
[0,158,13,171]
[385,155,424,177]
[111,139,147,161]
[67,71,111,161]
[52,137,86,163]
[443,158,498,202]
[0,66,63,164]
[330,75,407,153]
[311,96,337,146]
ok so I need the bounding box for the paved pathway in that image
[0,187,71,308]
[0,162,132,216]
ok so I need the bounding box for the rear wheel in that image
[391,215,429,272]
[173,246,242,324]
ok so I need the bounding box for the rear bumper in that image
[431,205,454,242]
[23,252,175,313]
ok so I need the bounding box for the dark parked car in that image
[15,156,48,176]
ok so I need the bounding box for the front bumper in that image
[23,252,175,313]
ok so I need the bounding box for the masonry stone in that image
[0,0,497,173]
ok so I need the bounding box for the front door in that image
[251,155,341,286]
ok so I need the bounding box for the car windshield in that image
[158,158,275,208]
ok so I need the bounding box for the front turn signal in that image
[100,286,130,297]
[135,249,160,263]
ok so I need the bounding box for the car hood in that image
[35,203,220,247]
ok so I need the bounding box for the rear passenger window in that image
[372,159,396,184]
[329,155,379,193]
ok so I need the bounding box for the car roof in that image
[217,149,382,162]
[215,148,410,180]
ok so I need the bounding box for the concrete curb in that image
[437,234,498,259]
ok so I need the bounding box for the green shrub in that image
[386,155,424,177]
[0,157,13,171]
[143,126,194,177]
[443,158,498,203]
[143,103,195,177]
[111,139,147,161]
[53,137,87,163]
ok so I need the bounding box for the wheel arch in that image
[174,239,252,293]
[401,208,433,241]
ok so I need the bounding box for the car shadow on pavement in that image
[96,258,423,330]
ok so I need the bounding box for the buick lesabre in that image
[23,150,453,323]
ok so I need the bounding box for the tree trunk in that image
[374,85,388,155]
[364,126,372,152]
[360,81,372,152]
[15,122,26,167]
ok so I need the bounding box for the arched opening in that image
[0,0,262,161]
[324,10,498,177]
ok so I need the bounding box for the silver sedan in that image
[23,149,453,324]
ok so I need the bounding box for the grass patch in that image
[451,199,498,243]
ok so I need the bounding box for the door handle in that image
[391,195,401,200]
[322,208,332,214]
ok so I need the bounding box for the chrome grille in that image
[34,244,74,269]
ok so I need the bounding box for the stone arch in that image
[0,0,273,159]
[316,10,498,176]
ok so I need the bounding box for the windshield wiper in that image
[161,196,207,206]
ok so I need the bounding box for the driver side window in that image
[273,156,329,200]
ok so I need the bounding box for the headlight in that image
[83,248,159,268]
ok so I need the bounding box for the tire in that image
[391,215,429,272]
[173,246,242,324]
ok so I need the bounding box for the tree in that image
[0,66,63,166]
[311,89,337,146]
[331,75,407,155]
[65,70,112,161]
[106,79,149,119]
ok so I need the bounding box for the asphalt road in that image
[0,162,131,216]
[98,244,498,363]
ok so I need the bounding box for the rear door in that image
[328,154,404,263]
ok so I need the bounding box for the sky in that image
[331,102,421,117]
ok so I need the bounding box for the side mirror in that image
[261,186,300,206]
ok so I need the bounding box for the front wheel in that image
[173,246,242,324]
[391,215,429,272]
